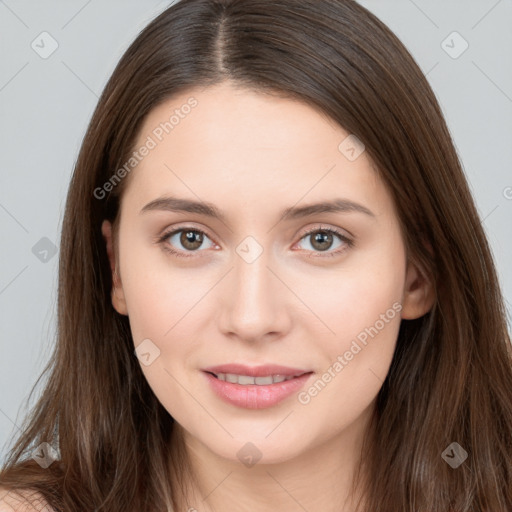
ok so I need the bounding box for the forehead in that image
[122,83,390,219]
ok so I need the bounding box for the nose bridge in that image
[218,236,288,340]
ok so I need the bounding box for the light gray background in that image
[1,0,511,465]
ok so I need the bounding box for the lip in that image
[201,364,314,409]
[202,363,310,378]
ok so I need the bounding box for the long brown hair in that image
[2,1,511,510]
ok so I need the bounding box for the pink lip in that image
[202,363,310,377]
[202,365,313,409]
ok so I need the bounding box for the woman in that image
[1,0,511,510]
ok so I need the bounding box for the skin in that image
[102,82,434,512]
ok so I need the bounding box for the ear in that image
[401,258,435,320]
[101,220,128,316]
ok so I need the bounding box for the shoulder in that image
[0,486,55,511]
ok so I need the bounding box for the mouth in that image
[204,371,310,385]
[201,364,314,409]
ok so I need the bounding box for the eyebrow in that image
[140,195,375,221]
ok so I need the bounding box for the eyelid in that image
[295,223,353,243]
[157,222,218,244]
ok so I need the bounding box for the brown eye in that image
[179,230,204,251]
[295,226,353,258]
[308,231,335,251]
[158,227,215,257]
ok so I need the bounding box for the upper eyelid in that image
[300,224,351,239]
[160,223,218,244]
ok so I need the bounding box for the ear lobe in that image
[401,259,435,320]
[101,220,128,316]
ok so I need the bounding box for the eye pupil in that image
[181,230,203,250]
[311,231,333,251]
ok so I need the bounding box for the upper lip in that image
[202,364,312,378]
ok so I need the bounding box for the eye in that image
[157,226,216,258]
[294,225,353,258]
[156,224,353,259]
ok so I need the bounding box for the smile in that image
[209,372,306,385]
[202,369,313,409]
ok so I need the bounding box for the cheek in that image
[119,236,205,343]
[319,289,402,394]
[324,245,404,327]
[296,266,403,424]
[312,236,405,378]
[124,276,203,359]
[121,264,205,416]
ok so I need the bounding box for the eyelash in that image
[156,224,354,259]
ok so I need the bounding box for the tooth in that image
[238,375,256,385]
[255,376,274,385]
[214,373,302,385]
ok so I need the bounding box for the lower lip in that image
[202,371,313,409]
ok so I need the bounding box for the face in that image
[102,82,432,466]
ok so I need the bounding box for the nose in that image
[217,248,292,344]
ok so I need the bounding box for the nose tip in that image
[217,253,291,342]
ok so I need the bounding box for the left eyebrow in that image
[139,195,375,221]
[280,199,375,219]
